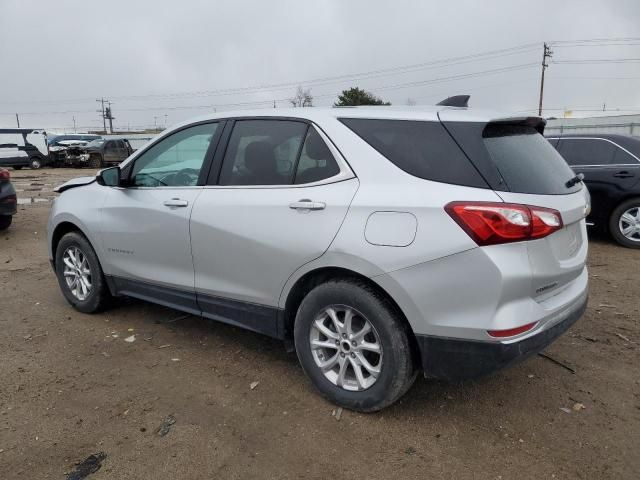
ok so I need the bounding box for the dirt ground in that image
[1,168,638,479]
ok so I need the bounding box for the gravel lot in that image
[1,168,638,479]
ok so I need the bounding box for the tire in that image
[54,232,112,313]
[609,198,640,248]
[0,215,12,230]
[13,166,23,170]
[294,279,416,412]
[30,157,42,169]
[88,155,103,169]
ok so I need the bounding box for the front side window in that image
[219,120,308,186]
[131,122,218,187]
[559,139,616,166]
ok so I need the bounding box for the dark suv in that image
[547,133,640,248]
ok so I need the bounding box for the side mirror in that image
[96,166,121,187]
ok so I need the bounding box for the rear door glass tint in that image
[558,138,616,166]
[612,146,639,165]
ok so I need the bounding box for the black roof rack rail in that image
[436,95,470,108]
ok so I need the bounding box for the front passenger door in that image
[100,122,221,309]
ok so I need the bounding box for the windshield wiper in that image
[565,173,584,188]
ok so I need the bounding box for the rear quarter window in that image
[339,118,488,188]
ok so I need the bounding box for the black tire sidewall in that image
[609,198,640,249]
[294,281,414,412]
[0,215,12,230]
[55,232,110,313]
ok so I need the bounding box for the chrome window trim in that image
[548,136,640,166]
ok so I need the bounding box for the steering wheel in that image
[160,168,199,186]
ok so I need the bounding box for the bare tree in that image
[290,86,313,107]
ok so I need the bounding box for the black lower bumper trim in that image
[416,295,588,382]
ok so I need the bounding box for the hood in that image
[54,176,96,193]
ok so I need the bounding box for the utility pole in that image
[164,114,168,128]
[105,101,115,133]
[538,42,553,116]
[72,116,77,133]
[96,98,107,133]
[15,113,20,127]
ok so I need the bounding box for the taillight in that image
[445,201,563,246]
[0,169,10,181]
[487,321,537,338]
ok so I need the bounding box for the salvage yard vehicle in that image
[47,104,590,411]
[547,133,640,248]
[48,134,101,166]
[64,138,134,168]
[0,128,49,169]
[0,168,17,230]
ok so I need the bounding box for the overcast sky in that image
[1,0,639,132]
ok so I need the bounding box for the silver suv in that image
[47,106,589,411]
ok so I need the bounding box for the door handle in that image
[289,199,326,210]
[163,198,189,208]
[613,171,634,178]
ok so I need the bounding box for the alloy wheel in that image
[619,206,640,242]
[309,305,383,391]
[62,246,93,301]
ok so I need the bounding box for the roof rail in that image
[436,95,470,108]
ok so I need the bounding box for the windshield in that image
[86,139,105,147]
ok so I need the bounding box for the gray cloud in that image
[1,0,639,131]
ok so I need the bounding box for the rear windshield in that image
[482,124,581,195]
[339,118,488,188]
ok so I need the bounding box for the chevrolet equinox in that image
[47,105,589,411]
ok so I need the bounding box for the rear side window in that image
[613,146,639,165]
[219,120,308,186]
[339,118,488,188]
[482,125,581,194]
[294,127,340,184]
[558,138,615,166]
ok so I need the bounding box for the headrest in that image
[244,141,276,172]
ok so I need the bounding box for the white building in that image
[545,114,640,137]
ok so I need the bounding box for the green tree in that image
[334,87,391,106]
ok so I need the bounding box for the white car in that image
[47,104,589,411]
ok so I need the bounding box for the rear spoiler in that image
[487,116,547,134]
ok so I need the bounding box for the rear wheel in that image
[54,232,112,313]
[0,215,12,230]
[609,198,640,248]
[294,279,416,412]
[30,157,42,169]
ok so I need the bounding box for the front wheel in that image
[88,155,103,168]
[294,279,416,412]
[609,198,640,248]
[55,232,112,313]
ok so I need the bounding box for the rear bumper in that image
[416,293,588,381]
[0,183,17,216]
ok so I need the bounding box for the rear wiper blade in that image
[565,173,584,188]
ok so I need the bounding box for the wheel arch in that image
[281,265,420,365]
[51,221,91,270]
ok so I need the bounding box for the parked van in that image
[0,128,49,169]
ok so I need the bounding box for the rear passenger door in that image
[189,119,358,336]
[103,141,119,164]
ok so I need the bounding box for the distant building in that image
[545,114,640,137]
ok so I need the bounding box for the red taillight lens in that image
[0,169,10,181]
[445,202,562,246]
[487,321,537,338]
